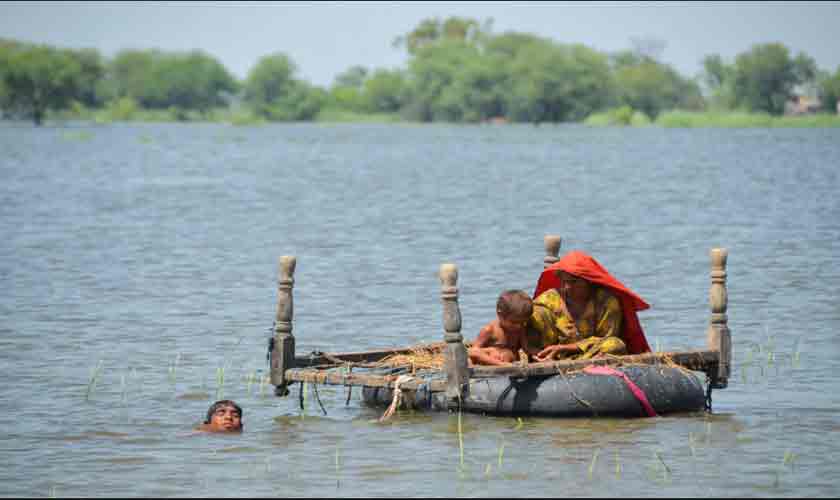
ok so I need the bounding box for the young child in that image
[195,400,243,433]
[469,289,534,366]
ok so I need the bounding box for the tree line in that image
[2,16,839,125]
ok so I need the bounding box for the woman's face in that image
[558,272,592,304]
[208,405,242,432]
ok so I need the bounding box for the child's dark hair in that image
[496,289,533,318]
[205,400,243,424]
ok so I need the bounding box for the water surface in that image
[1,122,838,497]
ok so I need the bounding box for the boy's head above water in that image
[202,400,243,432]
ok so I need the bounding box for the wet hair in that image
[205,400,243,424]
[496,289,533,319]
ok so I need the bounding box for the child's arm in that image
[471,322,496,348]
[469,323,509,366]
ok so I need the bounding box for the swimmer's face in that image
[209,405,242,432]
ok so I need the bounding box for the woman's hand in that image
[535,343,579,362]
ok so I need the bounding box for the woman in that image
[527,250,651,361]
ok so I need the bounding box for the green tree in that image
[507,41,615,123]
[393,16,491,55]
[819,66,840,113]
[243,53,296,115]
[243,52,325,120]
[731,43,813,115]
[438,53,511,122]
[0,39,23,112]
[108,49,236,113]
[700,54,736,110]
[0,43,84,125]
[792,52,818,85]
[65,48,106,108]
[701,54,729,91]
[483,31,550,59]
[108,49,164,105]
[154,51,238,113]
[328,65,368,112]
[612,51,704,118]
[362,69,408,113]
[333,65,368,89]
[402,40,481,121]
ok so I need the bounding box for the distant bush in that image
[227,109,267,126]
[314,108,403,123]
[582,112,613,126]
[655,110,772,127]
[772,114,840,128]
[629,111,652,126]
[583,106,650,126]
[655,110,840,128]
[102,96,138,121]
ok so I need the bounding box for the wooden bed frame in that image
[267,235,731,407]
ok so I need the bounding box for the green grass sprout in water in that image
[85,360,104,401]
[588,448,600,480]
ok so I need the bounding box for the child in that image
[469,289,534,366]
[195,400,243,433]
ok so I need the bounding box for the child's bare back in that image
[468,290,534,366]
[473,320,522,364]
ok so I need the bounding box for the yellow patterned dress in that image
[526,287,627,360]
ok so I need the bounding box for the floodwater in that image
[1,122,838,497]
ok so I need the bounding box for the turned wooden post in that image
[544,235,562,269]
[271,256,296,396]
[440,263,469,403]
[706,248,731,389]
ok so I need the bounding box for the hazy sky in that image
[2,1,839,86]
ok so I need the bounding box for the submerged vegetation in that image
[65,326,804,493]
[2,17,839,127]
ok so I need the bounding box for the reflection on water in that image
[1,123,839,496]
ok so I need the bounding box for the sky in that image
[2,1,839,86]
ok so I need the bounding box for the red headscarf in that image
[533,250,651,355]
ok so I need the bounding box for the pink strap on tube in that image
[583,365,658,417]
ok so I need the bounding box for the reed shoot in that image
[168,352,181,384]
[335,444,341,489]
[783,449,798,468]
[588,448,600,480]
[85,360,105,401]
[457,404,465,470]
[792,338,801,368]
[131,367,140,394]
[655,451,671,475]
[216,365,226,400]
[497,439,505,469]
[649,450,671,484]
[301,381,308,419]
[246,370,257,394]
